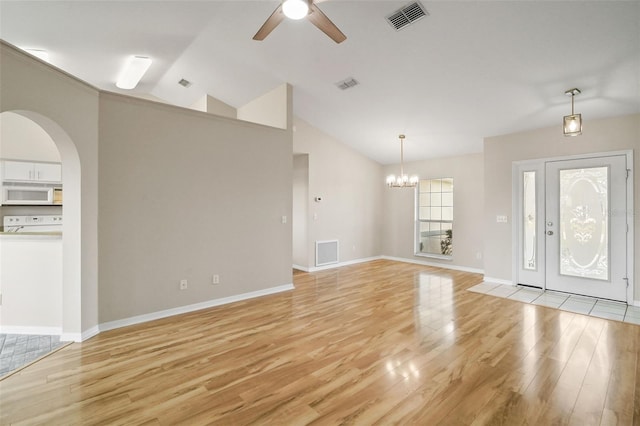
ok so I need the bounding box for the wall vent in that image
[335,77,359,90]
[316,240,339,266]
[386,2,428,31]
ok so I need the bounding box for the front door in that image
[514,153,631,303]
[545,155,628,301]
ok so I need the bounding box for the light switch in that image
[496,215,508,223]
[281,215,287,224]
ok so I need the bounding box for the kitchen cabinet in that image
[0,234,62,333]
[2,160,62,183]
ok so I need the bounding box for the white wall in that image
[0,111,61,162]
[381,153,485,271]
[191,94,236,119]
[293,117,384,268]
[484,114,640,298]
[237,84,288,130]
[98,93,293,322]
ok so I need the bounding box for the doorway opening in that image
[0,110,82,340]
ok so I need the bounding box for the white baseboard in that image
[98,283,295,334]
[305,256,383,272]
[292,264,309,272]
[78,325,100,342]
[381,255,484,275]
[482,276,514,286]
[0,325,62,335]
[60,332,83,342]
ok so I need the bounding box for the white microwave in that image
[2,185,59,205]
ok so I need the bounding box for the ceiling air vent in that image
[336,77,359,90]
[178,78,192,88]
[386,2,428,31]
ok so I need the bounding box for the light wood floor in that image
[1,260,639,425]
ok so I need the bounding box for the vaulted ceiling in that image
[1,1,638,164]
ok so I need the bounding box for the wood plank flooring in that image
[1,259,639,425]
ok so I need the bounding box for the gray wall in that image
[1,41,294,334]
[381,153,485,271]
[484,113,640,297]
[293,117,384,268]
[98,93,293,322]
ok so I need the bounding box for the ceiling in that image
[1,1,638,164]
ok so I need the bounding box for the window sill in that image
[415,253,453,261]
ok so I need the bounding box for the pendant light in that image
[563,88,582,136]
[386,134,419,188]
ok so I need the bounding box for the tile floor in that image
[469,282,640,325]
[0,334,68,378]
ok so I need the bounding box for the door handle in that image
[547,231,554,236]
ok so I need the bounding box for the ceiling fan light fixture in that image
[282,0,309,20]
[116,55,152,90]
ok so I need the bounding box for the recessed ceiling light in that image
[25,49,49,62]
[116,56,152,90]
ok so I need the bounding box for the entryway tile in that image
[592,300,627,316]
[559,296,596,315]
[532,292,569,309]
[624,306,640,319]
[507,288,543,304]
[467,285,637,326]
[590,310,625,321]
[486,285,520,299]
[468,282,502,294]
[623,315,640,325]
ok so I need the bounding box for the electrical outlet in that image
[212,274,220,285]
[180,279,188,290]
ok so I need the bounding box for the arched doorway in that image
[1,110,83,341]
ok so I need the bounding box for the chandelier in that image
[386,134,419,188]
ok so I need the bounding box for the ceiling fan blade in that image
[253,5,285,40]
[307,3,346,44]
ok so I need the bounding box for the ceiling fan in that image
[253,0,346,44]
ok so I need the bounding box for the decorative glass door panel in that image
[523,171,537,271]
[515,163,545,287]
[559,167,608,280]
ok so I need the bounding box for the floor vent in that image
[316,240,339,267]
[386,2,428,31]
